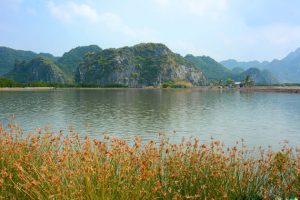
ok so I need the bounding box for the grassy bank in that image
[0,125,299,199]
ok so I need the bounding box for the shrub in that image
[162,81,193,88]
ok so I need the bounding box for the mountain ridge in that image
[233,68,279,85]
[76,43,206,87]
[1,43,299,85]
[185,54,233,81]
[5,57,67,83]
[221,48,300,83]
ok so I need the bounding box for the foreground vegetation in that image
[0,125,299,199]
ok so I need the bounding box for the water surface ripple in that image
[1,89,300,148]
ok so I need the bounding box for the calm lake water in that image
[1,89,300,148]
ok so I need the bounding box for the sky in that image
[1,0,300,61]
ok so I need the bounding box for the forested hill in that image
[2,43,296,86]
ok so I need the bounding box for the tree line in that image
[0,78,128,88]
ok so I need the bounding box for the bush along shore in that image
[0,78,194,89]
[0,78,128,88]
[0,124,300,199]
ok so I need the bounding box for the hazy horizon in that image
[1,0,300,62]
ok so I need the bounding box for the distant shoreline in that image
[1,86,300,93]
[240,86,300,93]
[0,87,55,91]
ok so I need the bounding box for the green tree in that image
[243,75,254,87]
[0,78,17,87]
[226,78,234,87]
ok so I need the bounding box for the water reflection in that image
[0,89,300,148]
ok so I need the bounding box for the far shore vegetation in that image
[1,77,300,89]
[0,78,128,88]
[0,124,299,199]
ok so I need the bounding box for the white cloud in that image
[154,0,229,19]
[69,2,98,22]
[47,1,98,23]
[47,1,72,22]
[47,1,156,37]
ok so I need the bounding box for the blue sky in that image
[1,0,300,61]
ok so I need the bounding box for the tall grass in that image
[0,124,299,199]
